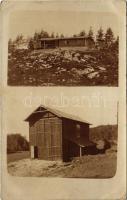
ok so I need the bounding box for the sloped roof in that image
[25,105,91,125]
[40,36,89,41]
[69,137,95,147]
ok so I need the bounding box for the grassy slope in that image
[7,151,117,178]
[7,151,30,163]
[90,125,118,142]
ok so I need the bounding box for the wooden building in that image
[33,36,95,50]
[25,105,93,162]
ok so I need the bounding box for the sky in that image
[9,11,119,40]
[5,88,118,140]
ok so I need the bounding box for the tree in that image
[73,34,77,37]
[56,33,59,38]
[88,27,94,39]
[8,38,13,46]
[15,34,24,43]
[7,134,29,153]
[8,38,15,51]
[14,34,24,46]
[51,32,55,38]
[33,32,40,41]
[79,30,86,37]
[28,38,34,50]
[104,27,114,46]
[60,34,64,38]
[41,30,49,38]
[114,36,119,50]
[96,27,104,48]
[96,27,104,41]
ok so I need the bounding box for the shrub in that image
[7,133,29,153]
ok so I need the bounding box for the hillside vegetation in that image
[7,134,29,153]
[90,124,118,142]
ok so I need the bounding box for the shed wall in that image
[34,38,94,49]
[62,119,89,161]
[29,114,62,160]
[59,38,86,47]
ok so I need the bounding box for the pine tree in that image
[88,27,94,39]
[40,30,49,38]
[56,33,59,38]
[60,34,64,38]
[104,27,114,46]
[96,27,104,41]
[51,32,55,38]
[96,27,104,48]
[79,30,86,37]
[73,34,77,37]
[28,38,34,50]
[34,32,39,40]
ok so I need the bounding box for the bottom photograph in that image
[6,89,118,178]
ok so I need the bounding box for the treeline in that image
[7,134,29,153]
[9,27,118,51]
[90,125,118,142]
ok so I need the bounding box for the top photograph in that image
[8,10,119,86]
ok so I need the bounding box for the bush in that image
[7,134,29,153]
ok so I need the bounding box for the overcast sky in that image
[9,11,119,40]
[5,88,118,140]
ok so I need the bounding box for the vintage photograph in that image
[8,11,119,86]
[6,88,118,178]
[1,0,126,199]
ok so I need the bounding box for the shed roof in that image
[69,138,95,147]
[25,105,91,125]
[40,36,91,41]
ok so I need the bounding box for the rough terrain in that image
[8,149,117,178]
[8,48,118,86]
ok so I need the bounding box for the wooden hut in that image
[25,105,93,162]
[33,36,95,50]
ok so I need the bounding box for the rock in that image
[71,68,94,76]
[87,72,100,79]
[80,58,86,62]
[73,56,80,62]
[96,140,105,150]
[98,66,106,71]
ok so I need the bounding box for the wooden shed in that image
[25,105,93,162]
[33,36,95,50]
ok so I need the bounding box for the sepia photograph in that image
[8,11,119,86]
[1,0,126,199]
[6,88,118,178]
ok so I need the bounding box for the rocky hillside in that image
[8,48,118,86]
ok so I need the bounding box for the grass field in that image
[7,151,30,163]
[7,151,117,178]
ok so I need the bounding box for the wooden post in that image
[44,41,45,49]
[80,147,82,157]
[30,146,34,159]
[84,38,86,46]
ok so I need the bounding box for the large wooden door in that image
[50,118,62,160]
[36,118,62,160]
[36,119,46,159]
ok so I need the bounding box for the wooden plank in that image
[30,146,34,159]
